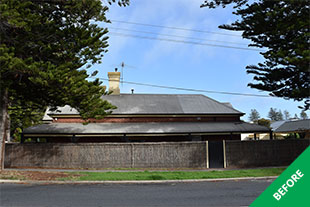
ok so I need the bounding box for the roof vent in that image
[131,88,134,94]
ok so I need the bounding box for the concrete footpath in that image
[4,166,286,172]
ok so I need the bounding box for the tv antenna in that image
[111,62,137,87]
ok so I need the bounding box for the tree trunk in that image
[0,89,9,171]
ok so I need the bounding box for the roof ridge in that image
[52,94,244,115]
[273,119,307,124]
[116,93,243,114]
[286,119,310,122]
[199,94,244,114]
[116,93,206,96]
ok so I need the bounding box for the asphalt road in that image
[0,179,273,207]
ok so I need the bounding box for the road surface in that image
[0,179,273,207]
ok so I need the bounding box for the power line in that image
[108,27,249,46]
[110,19,241,37]
[91,77,272,98]
[109,32,264,52]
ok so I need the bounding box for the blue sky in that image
[90,0,306,120]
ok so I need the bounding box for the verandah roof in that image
[23,122,270,136]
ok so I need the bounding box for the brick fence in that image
[4,140,309,169]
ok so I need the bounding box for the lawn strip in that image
[62,168,285,181]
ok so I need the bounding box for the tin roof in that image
[274,119,310,133]
[47,94,243,116]
[270,120,287,131]
[24,122,269,135]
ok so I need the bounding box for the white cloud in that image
[103,0,247,65]
[94,1,302,118]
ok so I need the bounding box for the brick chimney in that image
[108,68,120,95]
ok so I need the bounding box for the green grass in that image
[61,168,285,181]
[0,175,21,180]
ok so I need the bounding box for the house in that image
[268,120,290,139]
[274,119,310,139]
[22,70,270,143]
[241,121,285,140]
[241,119,310,140]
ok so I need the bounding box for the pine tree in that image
[283,110,291,120]
[248,109,260,123]
[268,108,278,121]
[300,111,308,120]
[277,110,284,121]
[201,0,310,110]
[0,0,129,169]
[268,108,283,121]
[294,114,299,120]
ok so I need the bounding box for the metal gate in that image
[208,141,224,168]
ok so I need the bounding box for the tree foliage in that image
[201,0,310,110]
[268,108,284,121]
[283,110,291,120]
[0,0,128,168]
[9,104,45,142]
[300,110,308,120]
[257,118,271,128]
[107,0,129,6]
[294,113,299,119]
[248,109,260,122]
[0,0,130,122]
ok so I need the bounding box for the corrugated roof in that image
[47,94,243,115]
[103,94,243,114]
[275,119,310,133]
[24,122,269,135]
[270,120,286,130]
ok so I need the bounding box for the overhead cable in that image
[108,27,249,46]
[109,32,264,52]
[91,77,272,98]
[110,19,241,37]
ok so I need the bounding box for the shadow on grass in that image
[148,175,165,180]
